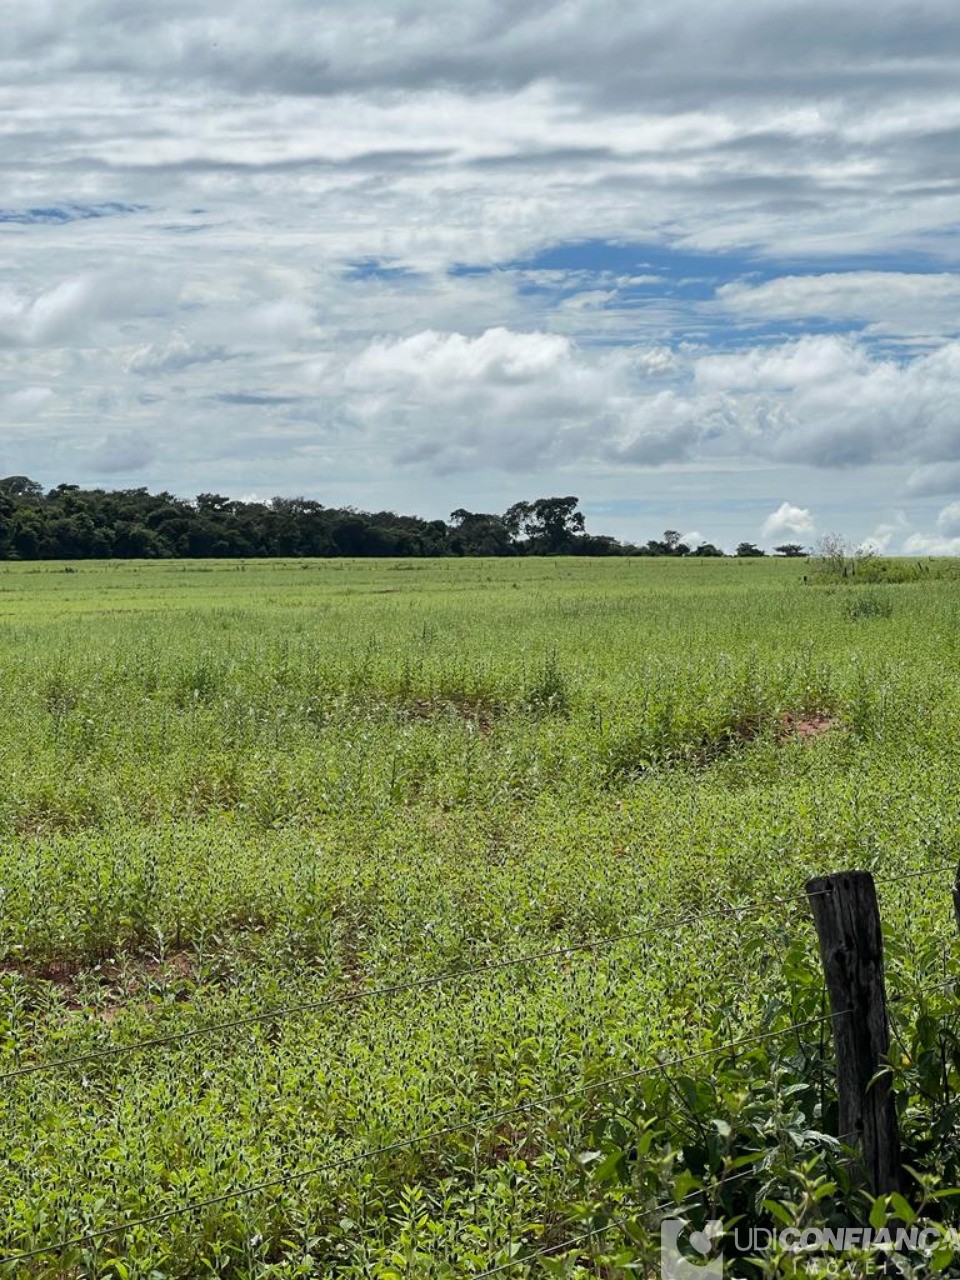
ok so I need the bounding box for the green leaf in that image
[888,1194,916,1225]
[727,1152,763,1171]
[594,1149,626,1184]
[869,1197,887,1230]
[931,1244,956,1272]
[762,1200,795,1228]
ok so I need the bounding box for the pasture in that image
[1,556,958,1277]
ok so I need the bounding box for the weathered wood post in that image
[805,870,901,1196]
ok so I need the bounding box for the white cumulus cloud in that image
[716,273,960,337]
[0,272,177,349]
[903,532,960,556]
[936,501,960,537]
[761,502,815,539]
[344,327,572,391]
[695,336,868,391]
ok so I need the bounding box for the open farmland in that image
[1,556,959,1277]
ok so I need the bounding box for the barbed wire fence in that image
[0,855,957,1272]
[1,859,948,1085]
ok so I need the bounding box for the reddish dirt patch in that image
[779,711,838,740]
[0,957,78,986]
[1,951,197,1019]
[703,709,840,764]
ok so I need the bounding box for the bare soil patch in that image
[1,951,197,1019]
[778,711,839,740]
[401,695,503,734]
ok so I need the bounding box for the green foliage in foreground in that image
[0,556,959,1277]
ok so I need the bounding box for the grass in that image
[0,556,959,1277]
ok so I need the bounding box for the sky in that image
[4,1,960,552]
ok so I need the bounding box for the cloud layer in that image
[3,0,960,548]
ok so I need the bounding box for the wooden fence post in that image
[805,870,901,1196]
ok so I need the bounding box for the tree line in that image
[0,477,804,560]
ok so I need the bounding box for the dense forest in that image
[0,477,793,560]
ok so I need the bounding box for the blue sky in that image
[4,0,960,551]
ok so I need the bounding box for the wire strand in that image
[0,1011,845,1265]
[0,883,833,1084]
[473,1129,864,1277]
[472,1164,779,1277]
[0,860,952,1264]
[11,853,951,1086]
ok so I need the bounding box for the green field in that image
[1,557,959,1277]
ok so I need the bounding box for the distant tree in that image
[575,534,627,556]
[532,497,585,552]
[0,490,12,558]
[449,509,513,556]
[692,542,724,557]
[0,475,43,500]
[502,501,534,543]
[113,521,165,558]
[323,515,359,556]
[774,543,806,557]
[643,530,689,556]
[9,507,44,557]
[422,520,450,555]
[812,531,878,580]
[503,496,585,554]
[268,496,311,555]
[195,493,234,513]
[736,542,766,557]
